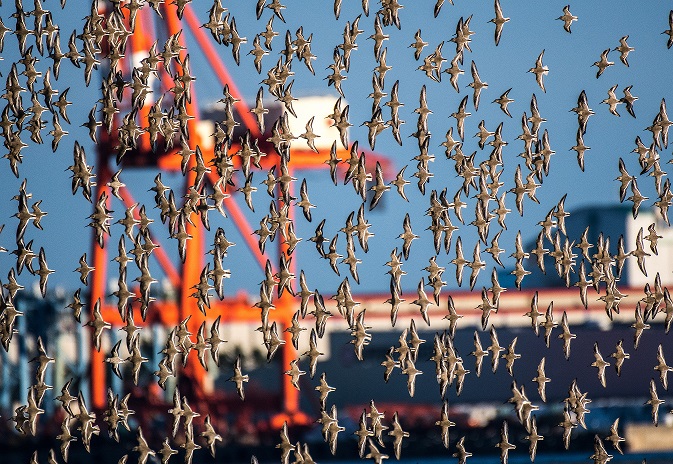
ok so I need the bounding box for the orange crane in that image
[88,2,391,427]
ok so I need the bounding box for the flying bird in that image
[489,0,510,46]
[529,50,549,92]
[558,5,578,33]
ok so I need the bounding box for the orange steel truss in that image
[88,2,392,425]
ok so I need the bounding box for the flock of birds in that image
[1,0,673,463]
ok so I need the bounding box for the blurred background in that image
[1,0,673,463]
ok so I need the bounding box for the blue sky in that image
[0,1,671,298]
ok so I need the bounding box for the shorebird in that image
[489,0,510,46]
[664,10,673,49]
[646,378,665,425]
[592,49,614,78]
[453,436,473,464]
[591,343,610,387]
[610,339,630,376]
[615,35,634,66]
[557,5,578,33]
[493,88,514,117]
[529,50,549,92]
[533,358,551,402]
[467,61,488,110]
[496,421,516,464]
